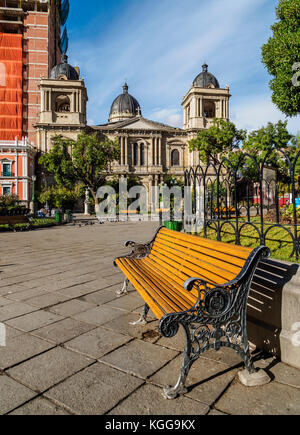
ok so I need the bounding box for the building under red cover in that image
[0,0,65,204]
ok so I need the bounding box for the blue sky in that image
[67,0,299,135]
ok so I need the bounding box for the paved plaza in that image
[0,222,300,415]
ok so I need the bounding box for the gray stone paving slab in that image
[64,326,133,359]
[100,339,179,379]
[5,310,64,332]
[0,374,37,415]
[7,347,94,393]
[72,306,123,326]
[0,296,13,307]
[0,302,39,321]
[150,354,238,406]
[48,299,96,316]
[0,333,54,370]
[0,285,28,296]
[263,359,300,388]
[57,281,115,298]
[31,317,97,344]
[101,312,159,339]
[9,397,71,415]
[23,292,72,309]
[4,287,50,302]
[45,362,144,415]
[80,288,121,305]
[5,325,24,339]
[109,383,210,415]
[105,293,145,312]
[215,378,300,415]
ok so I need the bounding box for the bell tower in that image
[182,64,231,131]
[35,55,88,152]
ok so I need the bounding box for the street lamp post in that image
[30,175,37,215]
[84,187,90,216]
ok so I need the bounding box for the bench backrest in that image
[0,216,28,225]
[149,227,254,287]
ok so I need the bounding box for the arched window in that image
[203,101,215,118]
[171,149,180,167]
[55,95,70,112]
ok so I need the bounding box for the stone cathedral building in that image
[35,59,231,200]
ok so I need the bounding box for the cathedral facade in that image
[35,59,231,202]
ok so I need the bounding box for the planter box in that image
[164,221,183,232]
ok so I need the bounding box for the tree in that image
[39,184,84,212]
[242,120,296,181]
[189,118,246,165]
[261,0,300,116]
[39,132,120,213]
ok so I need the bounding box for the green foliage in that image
[241,120,296,181]
[0,194,19,208]
[189,118,246,164]
[38,184,84,211]
[39,132,120,208]
[0,195,28,215]
[261,0,300,116]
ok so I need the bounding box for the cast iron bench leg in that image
[130,303,150,326]
[163,322,192,399]
[117,278,129,296]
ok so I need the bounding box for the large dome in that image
[193,64,220,89]
[50,55,79,80]
[109,83,141,123]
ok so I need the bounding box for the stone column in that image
[125,136,128,165]
[158,137,162,165]
[120,137,124,165]
[153,137,156,166]
[166,145,170,169]
[138,143,141,167]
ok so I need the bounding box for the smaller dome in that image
[109,83,141,122]
[50,55,79,80]
[193,64,220,89]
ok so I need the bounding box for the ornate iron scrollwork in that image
[159,246,270,399]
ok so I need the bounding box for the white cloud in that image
[68,0,294,133]
[148,108,183,128]
[231,95,300,135]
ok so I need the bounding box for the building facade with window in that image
[90,64,231,201]
[35,61,231,208]
[0,137,35,204]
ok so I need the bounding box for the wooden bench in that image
[0,215,30,227]
[114,226,271,399]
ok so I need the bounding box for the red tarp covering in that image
[0,33,23,141]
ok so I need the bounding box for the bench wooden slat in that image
[143,257,198,304]
[153,240,238,282]
[156,232,246,271]
[130,259,191,313]
[119,258,182,315]
[116,258,165,319]
[150,247,231,287]
[132,259,196,311]
[159,228,252,258]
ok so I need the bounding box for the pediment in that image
[122,118,160,130]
